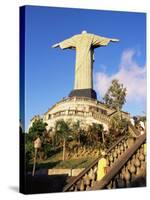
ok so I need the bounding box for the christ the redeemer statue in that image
[52,31,119,99]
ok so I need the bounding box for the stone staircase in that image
[63,129,146,192]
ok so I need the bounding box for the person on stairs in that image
[97,150,108,181]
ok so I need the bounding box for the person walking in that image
[97,151,107,181]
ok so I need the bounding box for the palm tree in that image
[91,123,105,148]
[86,124,94,148]
[55,120,72,161]
[96,123,105,144]
[72,120,81,146]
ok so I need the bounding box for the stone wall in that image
[29,97,130,131]
[48,168,85,176]
[43,97,112,131]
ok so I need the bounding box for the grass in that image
[28,151,95,171]
[52,157,95,169]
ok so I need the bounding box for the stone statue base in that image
[69,88,97,99]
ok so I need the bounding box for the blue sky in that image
[23,6,146,130]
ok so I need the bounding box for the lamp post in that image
[32,137,41,176]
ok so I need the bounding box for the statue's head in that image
[81,30,87,34]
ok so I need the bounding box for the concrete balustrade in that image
[63,133,146,192]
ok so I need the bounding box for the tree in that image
[83,123,105,150]
[94,123,105,145]
[72,120,83,145]
[103,79,127,110]
[109,113,129,137]
[55,120,72,161]
[90,123,105,148]
[28,119,48,139]
[67,121,82,154]
[25,119,48,165]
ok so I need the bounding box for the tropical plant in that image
[71,120,81,145]
[93,123,105,144]
[79,129,88,147]
[55,120,72,161]
[82,123,105,150]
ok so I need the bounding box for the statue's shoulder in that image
[72,33,94,40]
[72,34,81,39]
[87,33,94,36]
[75,33,93,37]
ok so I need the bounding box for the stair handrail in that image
[90,133,146,190]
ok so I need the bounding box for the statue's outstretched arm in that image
[110,38,120,42]
[52,43,60,48]
[52,37,76,49]
[92,35,119,47]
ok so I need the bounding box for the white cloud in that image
[94,49,146,103]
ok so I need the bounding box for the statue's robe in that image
[59,33,111,90]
